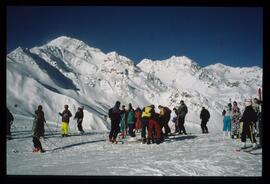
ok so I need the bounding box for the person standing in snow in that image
[127,103,136,137]
[158,105,172,138]
[119,105,127,138]
[240,99,258,149]
[74,106,84,134]
[32,105,46,153]
[59,105,72,137]
[146,106,162,144]
[141,105,154,144]
[7,108,14,140]
[176,100,188,135]
[135,107,142,133]
[121,105,128,136]
[231,101,241,139]
[200,107,210,134]
[223,103,232,137]
[108,101,121,143]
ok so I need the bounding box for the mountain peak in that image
[46,36,88,48]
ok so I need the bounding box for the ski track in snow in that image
[7,115,262,176]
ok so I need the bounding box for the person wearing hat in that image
[74,106,84,134]
[200,107,210,134]
[239,99,258,149]
[108,101,121,143]
[176,100,188,135]
[32,105,46,152]
[59,105,72,137]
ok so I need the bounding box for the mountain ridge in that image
[6,36,262,132]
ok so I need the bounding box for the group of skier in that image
[222,97,262,149]
[6,104,86,153]
[108,100,197,144]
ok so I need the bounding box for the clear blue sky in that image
[7,6,262,67]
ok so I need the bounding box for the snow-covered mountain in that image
[6,36,262,132]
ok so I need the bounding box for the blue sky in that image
[7,6,262,67]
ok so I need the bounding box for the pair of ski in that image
[168,132,192,137]
[236,145,262,155]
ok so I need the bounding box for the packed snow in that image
[6,36,262,176]
[7,114,262,176]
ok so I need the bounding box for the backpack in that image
[141,106,152,118]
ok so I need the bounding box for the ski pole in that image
[56,115,59,131]
[44,122,57,138]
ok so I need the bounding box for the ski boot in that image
[142,138,146,144]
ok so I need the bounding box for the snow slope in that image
[7,115,262,176]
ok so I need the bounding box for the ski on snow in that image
[236,146,262,155]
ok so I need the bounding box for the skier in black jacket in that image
[200,107,210,134]
[74,106,84,134]
[176,100,188,135]
[240,99,258,149]
[32,105,46,153]
[108,101,121,143]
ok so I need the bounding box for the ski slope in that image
[6,114,262,176]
